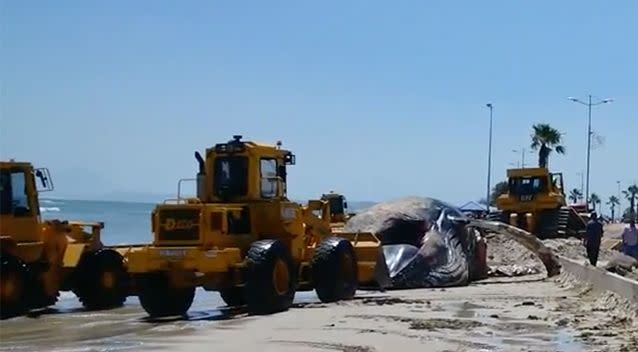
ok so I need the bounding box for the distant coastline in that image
[39,195,379,210]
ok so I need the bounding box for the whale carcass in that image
[344,197,561,289]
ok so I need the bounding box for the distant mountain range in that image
[43,192,379,210]
[43,191,172,204]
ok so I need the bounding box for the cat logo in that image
[164,218,197,231]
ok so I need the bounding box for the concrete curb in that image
[558,256,638,302]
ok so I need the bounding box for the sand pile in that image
[604,253,638,281]
[542,237,638,281]
[485,231,638,281]
[485,234,545,277]
[542,238,615,262]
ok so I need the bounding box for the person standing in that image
[584,212,604,266]
[621,219,638,259]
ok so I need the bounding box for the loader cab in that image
[0,161,53,242]
[500,167,566,206]
[508,176,545,200]
[152,136,297,247]
[503,167,556,203]
[201,135,296,203]
[320,192,348,222]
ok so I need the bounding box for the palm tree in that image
[589,193,601,212]
[622,184,638,220]
[530,123,566,168]
[569,188,582,204]
[607,196,620,221]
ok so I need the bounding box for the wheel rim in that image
[272,259,290,295]
[1,272,21,303]
[101,271,116,290]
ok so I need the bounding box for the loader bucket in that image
[372,245,392,289]
[339,231,391,289]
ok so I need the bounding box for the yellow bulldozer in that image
[487,167,587,239]
[126,135,387,318]
[0,160,129,319]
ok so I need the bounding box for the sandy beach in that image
[2,224,637,352]
[144,274,637,352]
[1,272,636,352]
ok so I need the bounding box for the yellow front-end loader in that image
[320,191,356,231]
[126,135,388,318]
[0,161,129,319]
[321,191,350,223]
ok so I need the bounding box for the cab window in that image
[509,177,544,196]
[260,158,278,198]
[328,197,345,215]
[0,170,31,216]
[213,156,248,198]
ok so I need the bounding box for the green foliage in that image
[568,188,582,203]
[607,195,620,221]
[530,123,566,168]
[622,184,638,220]
[589,193,601,211]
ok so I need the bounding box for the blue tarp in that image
[458,201,488,212]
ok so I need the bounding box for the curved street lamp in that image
[486,103,493,211]
[567,95,613,205]
[512,148,535,168]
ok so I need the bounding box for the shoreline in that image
[2,273,636,352]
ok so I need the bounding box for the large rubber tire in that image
[311,236,359,303]
[1,255,29,319]
[137,273,195,318]
[73,249,129,310]
[219,287,245,307]
[28,263,60,310]
[244,239,297,315]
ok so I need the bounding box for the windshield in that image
[509,177,545,196]
[213,156,248,198]
[327,197,345,215]
[0,170,32,216]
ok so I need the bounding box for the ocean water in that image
[38,198,375,246]
[40,198,155,246]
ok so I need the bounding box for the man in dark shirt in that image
[584,212,604,266]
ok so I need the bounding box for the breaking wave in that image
[40,207,61,212]
[40,199,63,205]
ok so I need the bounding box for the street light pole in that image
[577,171,584,201]
[512,148,534,168]
[486,103,493,211]
[567,94,613,206]
[617,180,622,212]
[586,95,592,206]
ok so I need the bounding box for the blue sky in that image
[1,1,636,209]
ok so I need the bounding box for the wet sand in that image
[2,273,636,352]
